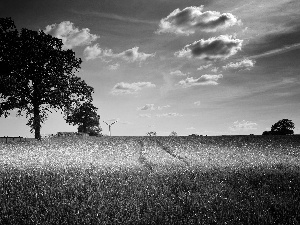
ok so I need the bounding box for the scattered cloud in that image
[194,101,201,106]
[137,104,155,111]
[157,105,171,110]
[197,64,212,70]
[170,70,188,76]
[156,113,183,117]
[72,10,157,25]
[248,43,300,59]
[229,120,258,131]
[111,82,156,95]
[211,67,219,73]
[186,127,196,130]
[119,121,132,125]
[223,58,255,70]
[175,35,243,60]
[156,5,240,35]
[104,47,155,63]
[83,44,102,60]
[139,114,151,118]
[108,63,120,70]
[178,74,223,87]
[137,104,171,111]
[44,21,99,49]
[83,45,155,63]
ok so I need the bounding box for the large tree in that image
[271,119,295,135]
[0,18,94,139]
[65,102,102,136]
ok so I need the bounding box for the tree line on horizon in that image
[147,119,296,137]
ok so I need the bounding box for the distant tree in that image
[169,131,178,136]
[271,119,295,135]
[262,131,272,135]
[189,134,200,137]
[65,102,102,136]
[0,18,93,140]
[146,131,157,136]
[79,125,102,136]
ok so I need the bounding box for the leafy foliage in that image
[271,119,295,135]
[0,18,94,139]
[262,131,272,135]
[65,102,102,136]
[169,131,178,136]
[146,131,157,136]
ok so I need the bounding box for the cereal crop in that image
[0,135,300,224]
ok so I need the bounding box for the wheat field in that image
[0,135,300,224]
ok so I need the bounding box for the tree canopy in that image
[271,119,295,135]
[65,102,102,136]
[263,119,295,135]
[169,131,178,136]
[146,131,157,136]
[0,18,94,139]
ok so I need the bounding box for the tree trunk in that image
[33,80,42,140]
[33,103,41,140]
[82,120,88,133]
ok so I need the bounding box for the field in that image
[1,135,300,224]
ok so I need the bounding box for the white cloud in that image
[223,58,255,70]
[194,101,201,106]
[44,21,99,49]
[229,120,258,131]
[178,74,223,87]
[170,70,188,76]
[108,63,120,70]
[175,35,243,60]
[197,64,212,70]
[156,113,183,117]
[249,43,300,59]
[211,67,219,73]
[156,5,240,35]
[186,127,196,130]
[119,121,132,125]
[105,47,155,63]
[137,104,170,111]
[111,82,156,95]
[83,46,155,64]
[83,44,102,60]
[157,105,171,110]
[137,104,155,111]
[139,114,151,118]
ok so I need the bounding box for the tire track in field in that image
[155,140,190,166]
[137,140,154,173]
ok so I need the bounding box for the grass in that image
[0,136,300,224]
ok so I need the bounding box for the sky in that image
[1,0,300,137]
